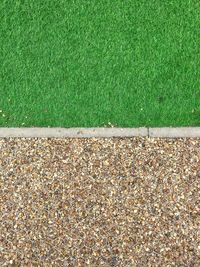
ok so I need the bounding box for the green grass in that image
[0,0,200,127]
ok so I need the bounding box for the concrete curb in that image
[149,127,200,138]
[0,127,148,138]
[0,127,200,138]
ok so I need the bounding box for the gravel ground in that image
[0,137,199,267]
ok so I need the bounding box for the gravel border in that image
[0,127,200,138]
[0,137,199,266]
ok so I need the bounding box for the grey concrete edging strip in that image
[0,127,148,138]
[149,127,200,138]
[0,127,199,138]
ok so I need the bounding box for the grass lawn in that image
[0,0,200,127]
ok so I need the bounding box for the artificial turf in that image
[0,0,200,127]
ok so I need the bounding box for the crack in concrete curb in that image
[147,127,150,138]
